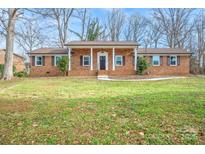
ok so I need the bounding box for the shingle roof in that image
[0,49,24,59]
[29,48,68,54]
[29,47,192,55]
[65,41,139,47]
[138,48,191,55]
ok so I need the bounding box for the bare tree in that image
[32,8,74,47]
[69,9,90,41]
[153,8,194,48]
[107,9,125,41]
[99,27,109,40]
[0,9,7,38]
[51,8,74,47]
[124,18,133,41]
[124,13,149,45]
[15,20,46,59]
[194,10,205,68]
[0,8,19,80]
[141,19,162,48]
[70,9,108,41]
[16,20,45,53]
[143,21,163,48]
[143,29,153,48]
[0,26,4,46]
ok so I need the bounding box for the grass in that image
[0,77,205,144]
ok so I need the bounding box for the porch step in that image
[97,75,109,80]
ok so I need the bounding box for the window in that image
[170,55,177,66]
[152,55,160,66]
[83,55,90,66]
[55,55,62,66]
[35,56,43,66]
[115,55,123,66]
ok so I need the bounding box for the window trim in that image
[83,55,91,66]
[54,55,62,66]
[170,55,177,66]
[35,55,43,66]
[115,55,123,66]
[152,55,160,66]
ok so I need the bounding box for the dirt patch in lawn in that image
[0,101,31,113]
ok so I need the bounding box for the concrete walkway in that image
[98,76,187,81]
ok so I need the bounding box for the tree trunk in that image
[154,41,158,48]
[199,54,204,68]
[2,9,17,80]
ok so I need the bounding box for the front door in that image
[100,55,106,70]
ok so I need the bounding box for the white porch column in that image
[68,48,71,71]
[90,48,93,70]
[134,48,137,71]
[112,48,115,70]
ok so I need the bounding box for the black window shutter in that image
[51,56,54,66]
[177,56,180,65]
[43,56,45,66]
[80,55,83,66]
[160,56,163,65]
[132,55,135,66]
[150,56,153,65]
[123,56,125,66]
[167,56,170,66]
[32,56,35,66]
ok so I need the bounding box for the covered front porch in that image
[64,41,139,77]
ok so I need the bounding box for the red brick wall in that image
[68,48,96,76]
[30,56,61,77]
[0,51,25,72]
[145,55,190,76]
[29,48,190,77]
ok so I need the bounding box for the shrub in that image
[0,64,4,77]
[137,57,149,75]
[57,56,68,76]
[14,70,28,78]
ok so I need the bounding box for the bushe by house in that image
[29,41,191,77]
[0,49,25,72]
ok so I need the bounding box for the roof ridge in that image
[0,49,24,58]
[30,48,68,54]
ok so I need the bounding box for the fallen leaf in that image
[32,123,38,127]
[138,131,144,136]
[16,122,22,126]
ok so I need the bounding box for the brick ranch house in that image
[29,41,191,77]
[0,49,25,72]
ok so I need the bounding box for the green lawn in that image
[0,77,205,144]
